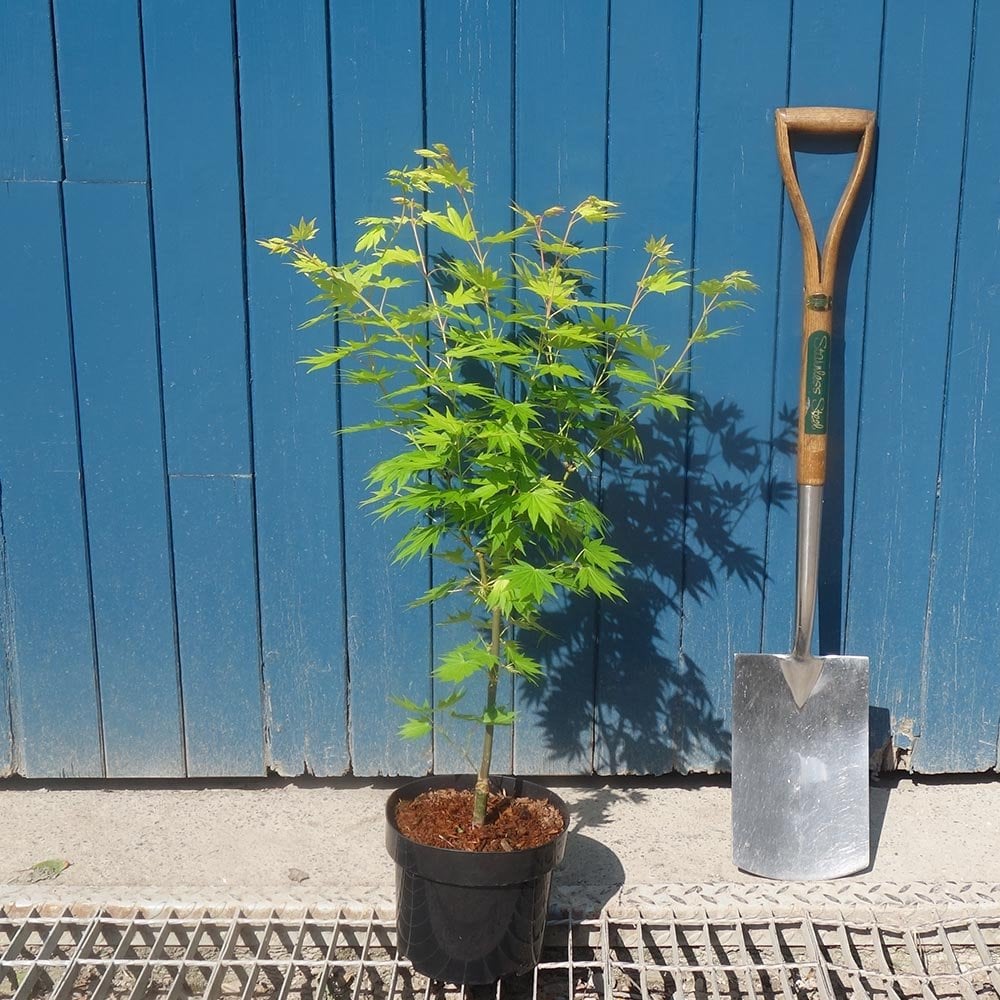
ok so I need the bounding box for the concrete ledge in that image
[2,775,998,925]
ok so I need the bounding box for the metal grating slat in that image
[968,919,1000,995]
[766,916,797,1000]
[49,910,101,1000]
[2,907,1000,999]
[800,915,836,1000]
[900,925,938,1000]
[634,915,649,1000]
[734,917,760,1000]
[350,911,375,1000]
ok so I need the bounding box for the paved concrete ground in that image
[1,774,997,915]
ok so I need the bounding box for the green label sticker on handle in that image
[805,330,830,435]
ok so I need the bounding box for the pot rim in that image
[385,773,569,859]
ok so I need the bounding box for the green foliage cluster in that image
[262,144,755,823]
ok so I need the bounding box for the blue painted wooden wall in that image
[1,0,996,777]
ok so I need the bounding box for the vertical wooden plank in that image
[0,490,12,773]
[64,182,183,777]
[846,1,975,751]
[238,0,350,776]
[0,1,61,180]
[423,0,514,774]
[511,0,609,775]
[762,2,883,657]
[0,182,101,776]
[143,0,251,477]
[595,0,703,775]
[329,0,430,775]
[920,4,998,773]
[0,533,12,773]
[170,476,261,775]
[679,0,792,771]
[52,0,146,181]
[142,0,264,775]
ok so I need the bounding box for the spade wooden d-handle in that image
[775,106,876,486]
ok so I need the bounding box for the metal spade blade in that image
[732,651,870,880]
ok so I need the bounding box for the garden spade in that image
[732,107,876,880]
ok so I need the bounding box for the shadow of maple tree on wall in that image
[517,396,795,774]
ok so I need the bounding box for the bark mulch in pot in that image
[394,787,565,852]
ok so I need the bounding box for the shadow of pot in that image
[385,774,569,985]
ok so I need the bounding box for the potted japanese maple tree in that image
[261,145,753,983]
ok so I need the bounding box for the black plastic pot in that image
[385,774,569,985]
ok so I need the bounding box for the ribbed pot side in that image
[385,775,569,985]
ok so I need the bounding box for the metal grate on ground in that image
[2,908,999,1000]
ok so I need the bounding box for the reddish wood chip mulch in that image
[394,787,565,852]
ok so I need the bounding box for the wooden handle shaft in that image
[775,107,876,486]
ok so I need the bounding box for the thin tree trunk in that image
[472,606,503,827]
